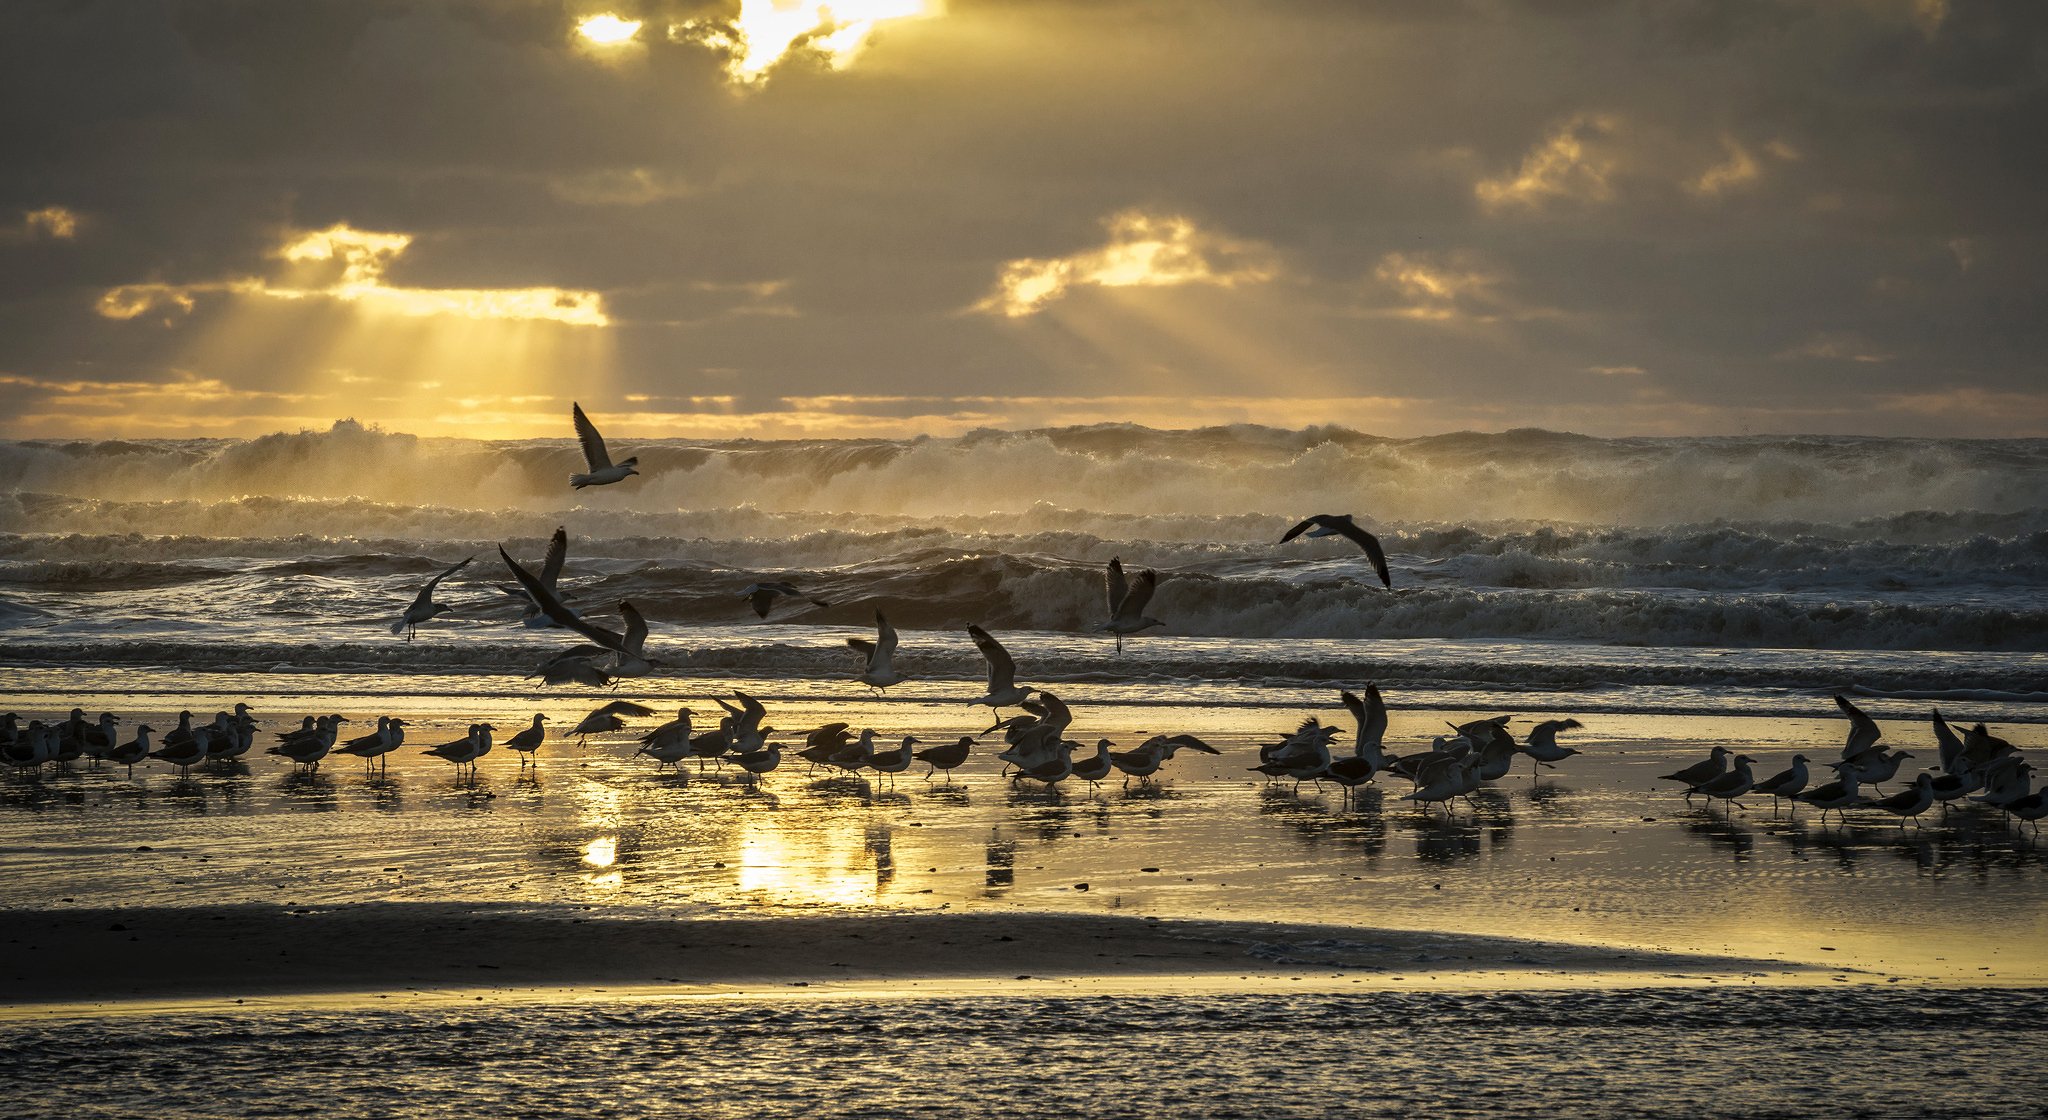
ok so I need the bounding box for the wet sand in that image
[0,902,1807,1013]
[4,676,2046,1004]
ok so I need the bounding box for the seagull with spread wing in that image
[1279,514,1392,589]
[741,581,831,620]
[499,544,663,678]
[391,555,473,641]
[569,402,639,489]
[1098,557,1165,653]
[966,623,1032,716]
[497,527,570,628]
[848,610,908,692]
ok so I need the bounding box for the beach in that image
[3,428,2046,1116]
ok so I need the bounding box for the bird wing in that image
[421,555,474,599]
[573,403,613,471]
[847,637,877,665]
[620,601,649,656]
[1338,522,1392,588]
[498,546,626,652]
[596,700,657,719]
[1036,689,1072,732]
[968,624,1016,691]
[873,611,899,666]
[1279,516,1325,543]
[1361,684,1388,749]
[538,527,568,588]
[1115,568,1158,621]
[1834,694,1882,750]
[1105,557,1128,618]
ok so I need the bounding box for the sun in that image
[575,13,643,46]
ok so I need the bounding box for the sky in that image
[1,0,2044,440]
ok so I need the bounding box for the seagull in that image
[1070,739,1116,790]
[966,624,1032,716]
[1521,718,1583,778]
[392,555,474,641]
[568,700,655,744]
[424,723,494,779]
[797,723,855,775]
[913,735,974,781]
[1798,763,1864,825]
[268,715,341,770]
[533,650,616,689]
[849,610,909,692]
[148,731,209,775]
[1862,773,1936,828]
[1752,755,1810,813]
[733,740,782,782]
[1099,557,1164,653]
[336,717,406,771]
[108,725,153,777]
[1659,746,1730,800]
[1841,748,1913,791]
[1691,754,1757,810]
[504,713,549,769]
[636,709,694,770]
[498,528,570,628]
[1324,688,1390,798]
[569,402,639,489]
[1834,694,1883,759]
[1279,514,1392,588]
[870,736,918,787]
[1403,753,1482,812]
[499,546,660,675]
[741,581,830,620]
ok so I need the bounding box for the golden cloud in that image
[976,210,1280,318]
[1476,113,1621,212]
[96,224,608,326]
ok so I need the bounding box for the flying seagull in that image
[497,527,569,627]
[1099,557,1164,653]
[967,623,1032,716]
[848,610,909,692]
[741,581,831,620]
[1280,514,1391,589]
[569,402,639,489]
[391,555,473,641]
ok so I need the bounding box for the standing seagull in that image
[1279,514,1392,589]
[392,556,474,642]
[569,403,639,489]
[849,610,909,693]
[966,624,1032,716]
[1099,557,1165,653]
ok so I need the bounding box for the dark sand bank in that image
[0,903,1811,1011]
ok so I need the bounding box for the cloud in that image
[670,0,941,87]
[1476,113,1622,213]
[96,224,608,327]
[976,210,1279,317]
[1777,332,1895,364]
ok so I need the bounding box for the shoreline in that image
[1,903,1826,1016]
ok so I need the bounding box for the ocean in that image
[2,423,2044,714]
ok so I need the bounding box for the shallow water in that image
[3,682,2043,983]
[1,987,2042,1119]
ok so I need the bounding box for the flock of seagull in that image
[1653,695,2044,831]
[4,405,2040,839]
